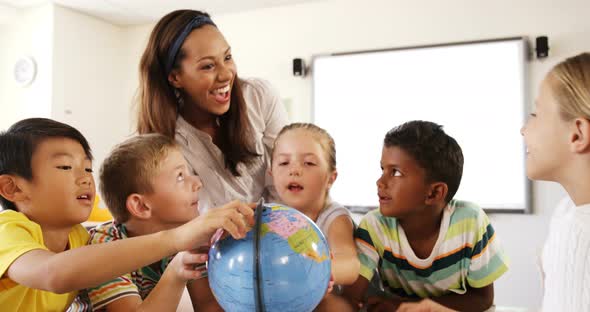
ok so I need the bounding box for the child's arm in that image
[101,250,207,312]
[396,299,457,312]
[326,215,359,285]
[344,276,410,310]
[186,277,223,312]
[398,284,492,312]
[5,200,254,293]
[342,213,383,308]
[342,276,370,309]
[364,295,410,312]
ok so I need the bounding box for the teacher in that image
[136,9,288,210]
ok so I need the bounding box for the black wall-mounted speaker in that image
[536,36,549,58]
[293,58,305,76]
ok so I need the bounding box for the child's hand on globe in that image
[325,274,334,294]
[172,200,255,251]
[169,249,208,282]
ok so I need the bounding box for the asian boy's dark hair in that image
[0,118,92,211]
[384,120,463,203]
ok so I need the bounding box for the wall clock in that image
[13,56,37,87]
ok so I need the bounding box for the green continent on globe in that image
[260,205,328,263]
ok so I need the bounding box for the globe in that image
[207,203,332,312]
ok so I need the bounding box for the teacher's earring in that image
[174,88,185,110]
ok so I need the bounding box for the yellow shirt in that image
[0,210,89,312]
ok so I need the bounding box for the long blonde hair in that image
[548,52,590,120]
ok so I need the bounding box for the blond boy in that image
[71,133,232,311]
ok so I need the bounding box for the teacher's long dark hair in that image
[136,9,258,176]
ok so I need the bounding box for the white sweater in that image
[541,197,590,311]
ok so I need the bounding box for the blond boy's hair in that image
[100,134,178,223]
[548,52,590,120]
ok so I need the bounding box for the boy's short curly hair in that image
[0,118,92,211]
[384,120,463,203]
[99,134,178,223]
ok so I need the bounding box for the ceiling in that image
[0,0,319,25]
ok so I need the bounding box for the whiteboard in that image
[312,38,530,213]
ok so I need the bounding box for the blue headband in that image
[164,15,216,75]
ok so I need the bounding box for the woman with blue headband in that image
[136,10,288,212]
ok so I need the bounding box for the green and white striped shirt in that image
[355,200,508,298]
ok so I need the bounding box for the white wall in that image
[0,3,18,25]
[119,24,153,131]
[0,4,53,129]
[0,27,6,121]
[52,5,132,172]
[1,5,133,169]
[209,0,590,308]
[1,4,131,175]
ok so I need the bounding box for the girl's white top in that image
[541,197,590,311]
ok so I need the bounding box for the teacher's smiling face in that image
[168,24,237,122]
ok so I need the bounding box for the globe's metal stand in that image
[253,198,266,312]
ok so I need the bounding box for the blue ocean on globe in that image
[207,203,332,312]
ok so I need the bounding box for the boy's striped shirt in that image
[355,200,508,298]
[68,221,205,311]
